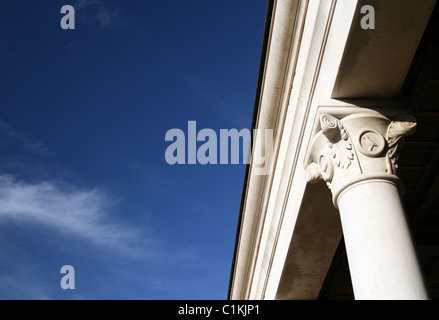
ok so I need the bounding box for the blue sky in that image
[0,1,267,299]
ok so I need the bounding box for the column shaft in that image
[337,179,428,299]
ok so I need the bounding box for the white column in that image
[305,111,429,300]
[338,179,428,299]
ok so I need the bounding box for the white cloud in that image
[0,175,144,254]
[0,174,200,298]
[0,120,49,154]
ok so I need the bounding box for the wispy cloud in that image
[0,173,205,299]
[0,174,146,255]
[0,250,52,300]
[75,0,99,10]
[199,91,251,128]
[187,79,253,128]
[74,0,122,28]
[0,118,204,298]
[96,6,120,27]
[0,120,48,154]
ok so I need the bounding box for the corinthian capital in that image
[305,111,416,206]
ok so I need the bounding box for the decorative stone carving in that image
[385,114,417,174]
[358,130,385,157]
[305,111,417,206]
[320,114,354,169]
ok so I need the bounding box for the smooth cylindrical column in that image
[337,179,429,300]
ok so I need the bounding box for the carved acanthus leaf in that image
[385,114,417,174]
[320,114,354,169]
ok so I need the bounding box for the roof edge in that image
[227,0,275,300]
